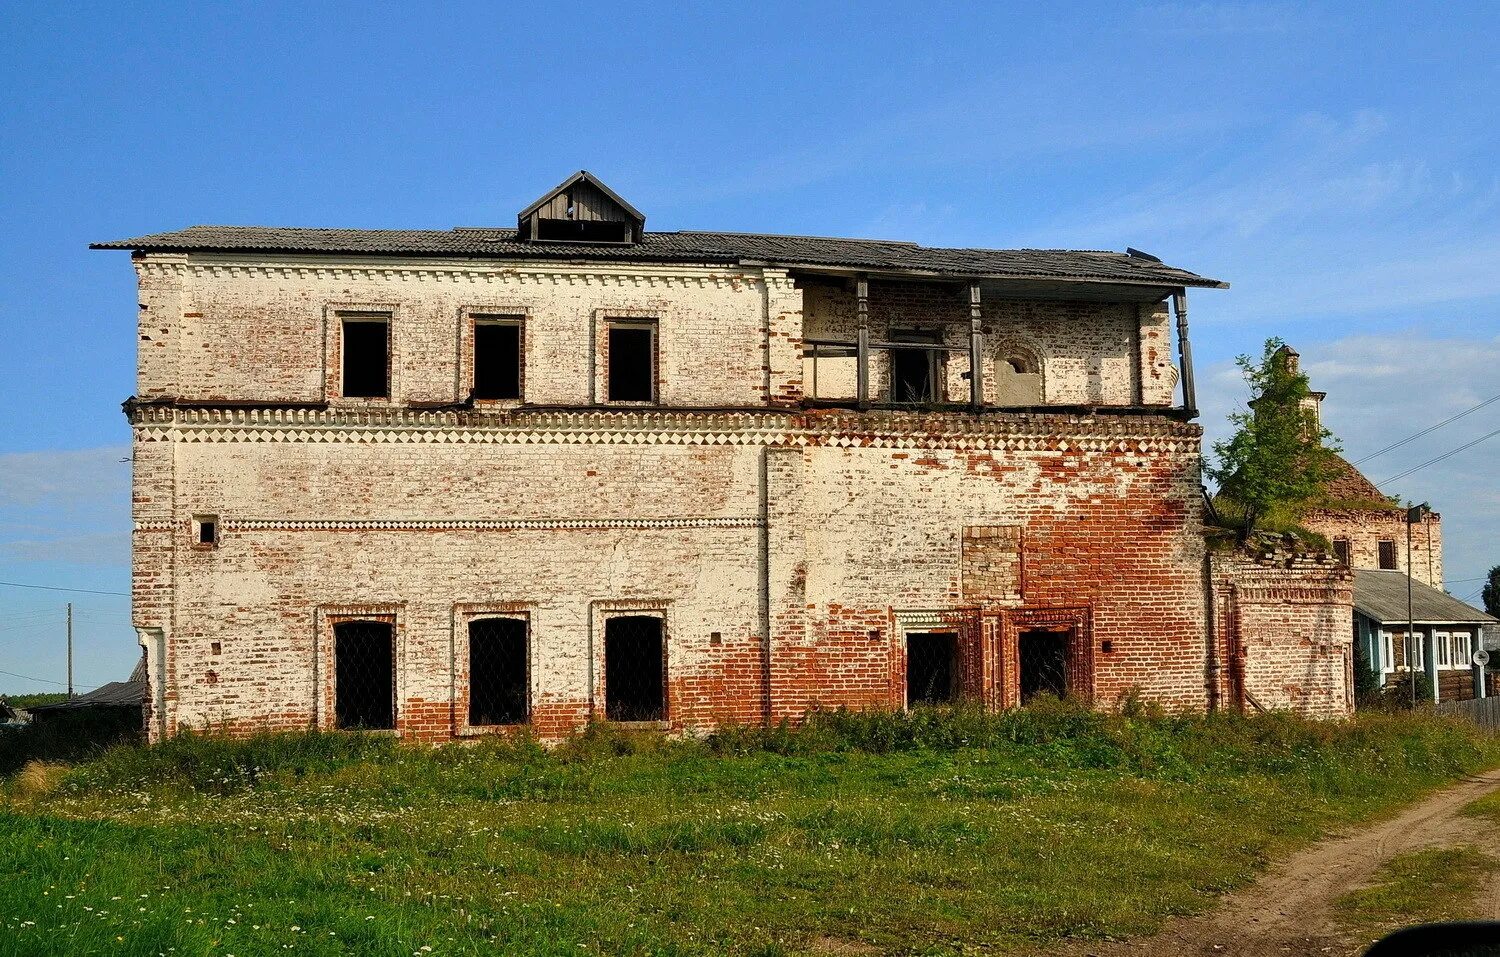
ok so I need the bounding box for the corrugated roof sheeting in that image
[1353,569,1500,625]
[93,225,1226,288]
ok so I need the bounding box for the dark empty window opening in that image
[604,615,665,721]
[334,619,395,730]
[468,617,528,726]
[194,515,219,547]
[537,218,629,243]
[1333,538,1351,566]
[1019,629,1069,704]
[341,318,389,398]
[906,631,959,707]
[1378,540,1398,570]
[473,321,522,400]
[607,323,655,402]
[890,333,939,404]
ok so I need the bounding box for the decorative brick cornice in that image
[128,405,1202,454]
[134,254,767,291]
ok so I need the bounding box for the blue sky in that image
[2,1,1498,692]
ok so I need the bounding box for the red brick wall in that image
[1211,543,1354,718]
[132,406,1224,740]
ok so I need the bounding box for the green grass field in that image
[2,705,1496,957]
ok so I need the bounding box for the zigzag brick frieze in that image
[136,517,762,532]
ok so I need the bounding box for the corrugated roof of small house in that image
[1353,569,1499,626]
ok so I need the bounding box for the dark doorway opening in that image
[468,617,528,725]
[906,631,959,707]
[341,319,389,399]
[889,333,939,404]
[1019,629,1069,704]
[607,323,655,402]
[473,321,522,400]
[334,620,395,730]
[604,615,665,721]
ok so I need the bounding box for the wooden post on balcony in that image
[856,274,870,410]
[1172,289,1198,416]
[968,281,984,410]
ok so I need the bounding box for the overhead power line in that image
[1352,392,1500,465]
[1376,426,1500,488]
[0,669,66,688]
[0,580,128,597]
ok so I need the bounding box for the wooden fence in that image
[1437,696,1500,732]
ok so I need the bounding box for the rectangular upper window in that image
[341,317,389,399]
[607,321,655,403]
[1378,540,1397,570]
[1333,538,1351,566]
[473,319,522,401]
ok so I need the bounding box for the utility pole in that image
[1406,503,1430,708]
[66,602,74,699]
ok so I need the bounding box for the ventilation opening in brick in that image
[906,631,958,707]
[607,324,654,402]
[473,321,521,400]
[468,617,528,725]
[1378,539,1398,570]
[341,318,389,398]
[604,615,664,721]
[194,514,219,547]
[334,619,395,730]
[1019,629,1069,704]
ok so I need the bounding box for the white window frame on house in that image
[1436,631,1451,668]
[1380,632,1394,673]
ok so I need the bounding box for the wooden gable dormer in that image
[518,170,645,244]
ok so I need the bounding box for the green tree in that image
[1207,339,1342,538]
[1483,565,1500,619]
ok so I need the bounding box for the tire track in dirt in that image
[1047,766,1500,957]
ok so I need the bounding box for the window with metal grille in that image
[606,323,655,402]
[468,617,528,725]
[473,320,522,400]
[341,318,389,398]
[1019,629,1069,704]
[334,620,395,730]
[906,632,958,707]
[1333,538,1351,566]
[603,615,664,721]
[1378,540,1397,570]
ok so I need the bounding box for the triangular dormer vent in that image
[517,170,645,244]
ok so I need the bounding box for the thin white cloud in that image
[0,445,130,509]
[0,444,130,571]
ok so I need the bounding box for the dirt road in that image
[1052,767,1500,957]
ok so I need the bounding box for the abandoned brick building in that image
[97,170,1355,741]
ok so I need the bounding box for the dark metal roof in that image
[26,680,145,711]
[1353,569,1499,626]
[92,225,1226,289]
